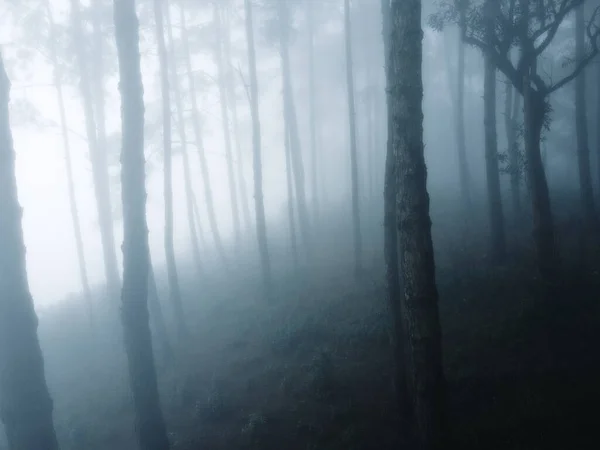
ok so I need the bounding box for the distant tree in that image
[244,0,272,297]
[503,78,523,217]
[344,0,363,276]
[389,0,446,447]
[113,0,170,448]
[0,51,60,450]
[307,0,320,222]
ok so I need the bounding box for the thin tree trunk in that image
[179,4,227,264]
[147,254,172,362]
[381,0,409,426]
[113,1,170,448]
[344,0,363,276]
[278,0,311,254]
[214,5,242,248]
[284,110,299,267]
[244,0,272,296]
[504,81,522,217]
[154,0,188,340]
[575,4,597,227]
[69,0,120,301]
[223,6,252,232]
[483,2,506,261]
[164,4,203,277]
[597,57,600,194]
[389,2,446,447]
[0,52,60,450]
[307,1,320,222]
[46,0,93,325]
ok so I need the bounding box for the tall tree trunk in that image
[389,1,446,447]
[147,254,172,362]
[456,9,473,212]
[344,0,363,276]
[504,81,522,217]
[597,57,600,194]
[523,73,559,280]
[307,1,320,222]
[278,0,311,254]
[284,110,299,267]
[575,4,597,227]
[46,0,93,325]
[214,5,242,248]
[179,4,227,264]
[483,1,506,261]
[164,4,203,277]
[381,0,409,427]
[244,0,272,295]
[154,0,188,340]
[69,0,120,301]
[0,52,60,450]
[223,5,252,232]
[113,1,170,448]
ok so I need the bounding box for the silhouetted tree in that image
[113,0,170,448]
[0,51,60,450]
[504,80,522,217]
[307,0,320,222]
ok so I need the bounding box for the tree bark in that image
[113,1,170,448]
[575,4,597,228]
[147,253,172,362]
[179,4,228,265]
[389,1,446,447]
[0,51,60,450]
[69,0,120,301]
[483,1,506,261]
[344,0,363,276]
[244,0,272,296]
[504,81,522,217]
[154,0,188,341]
[214,5,242,248]
[307,1,320,223]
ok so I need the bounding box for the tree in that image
[344,0,363,276]
[154,0,188,340]
[307,0,320,222]
[482,0,506,261]
[244,0,272,296]
[0,51,60,450]
[503,78,522,217]
[113,0,170,448]
[389,0,446,447]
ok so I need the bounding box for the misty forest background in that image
[1,0,600,449]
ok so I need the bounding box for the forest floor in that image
[12,197,600,450]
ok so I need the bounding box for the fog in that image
[1,0,599,449]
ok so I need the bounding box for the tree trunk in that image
[523,74,559,280]
[575,4,597,228]
[113,1,170,448]
[147,254,172,362]
[223,6,252,232]
[244,0,272,296]
[483,3,506,261]
[389,1,446,448]
[344,0,363,276]
[597,56,600,194]
[284,109,299,268]
[179,4,228,265]
[164,4,204,278]
[46,0,93,325]
[381,0,410,427]
[69,0,120,301]
[0,52,60,450]
[307,1,320,223]
[154,0,188,341]
[278,0,311,255]
[214,5,242,248]
[504,81,522,217]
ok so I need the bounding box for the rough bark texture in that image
[307,1,320,223]
[113,1,170,449]
[483,0,506,261]
[504,81,522,217]
[344,0,363,276]
[244,0,272,296]
[180,5,227,265]
[575,4,597,227]
[154,0,188,340]
[214,5,242,248]
[389,1,446,448]
[69,0,120,301]
[0,52,60,450]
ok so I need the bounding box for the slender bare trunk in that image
[284,110,299,267]
[456,10,472,212]
[0,52,60,450]
[344,0,363,276]
[244,0,272,295]
[307,1,319,222]
[147,253,172,361]
[504,81,522,217]
[179,4,227,264]
[154,0,188,340]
